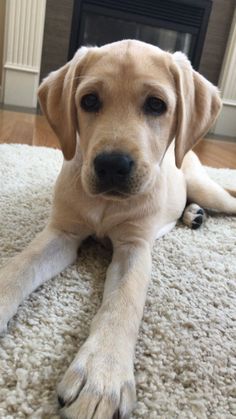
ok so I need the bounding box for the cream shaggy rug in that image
[0,144,236,419]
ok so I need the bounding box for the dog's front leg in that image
[58,233,152,419]
[0,224,88,333]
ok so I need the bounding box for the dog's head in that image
[38,40,221,199]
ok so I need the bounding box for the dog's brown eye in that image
[144,97,167,116]
[80,93,101,112]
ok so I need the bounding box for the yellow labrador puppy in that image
[1,40,236,419]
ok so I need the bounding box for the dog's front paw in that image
[0,300,17,335]
[0,269,20,335]
[0,287,19,335]
[0,290,17,335]
[57,340,136,419]
[0,311,9,336]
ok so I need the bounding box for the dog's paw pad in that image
[191,215,203,229]
[196,208,204,216]
[182,203,206,229]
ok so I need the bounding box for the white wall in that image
[0,0,6,101]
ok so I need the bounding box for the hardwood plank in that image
[0,109,60,149]
[0,110,35,144]
[33,114,60,149]
[194,139,236,169]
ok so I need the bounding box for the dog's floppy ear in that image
[38,47,89,160]
[171,52,222,169]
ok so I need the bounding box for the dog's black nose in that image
[94,152,134,189]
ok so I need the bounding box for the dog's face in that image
[77,43,177,198]
[38,40,221,200]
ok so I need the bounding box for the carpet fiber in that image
[0,144,236,419]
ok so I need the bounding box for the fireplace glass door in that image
[82,11,192,56]
[69,0,212,69]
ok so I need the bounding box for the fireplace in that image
[68,0,212,69]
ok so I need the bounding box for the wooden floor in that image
[0,109,236,169]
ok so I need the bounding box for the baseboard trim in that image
[222,99,236,107]
[206,133,236,143]
[4,68,39,108]
[4,63,39,74]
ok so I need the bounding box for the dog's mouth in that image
[99,187,133,200]
[85,172,152,200]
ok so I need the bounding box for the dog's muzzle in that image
[93,152,134,196]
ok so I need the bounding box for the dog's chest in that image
[86,204,105,231]
[82,200,131,238]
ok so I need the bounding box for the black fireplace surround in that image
[68,0,212,70]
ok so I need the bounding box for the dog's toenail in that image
[58,395,66,407]
[113,410,120,419]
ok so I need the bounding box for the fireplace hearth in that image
[68,0,212,69]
